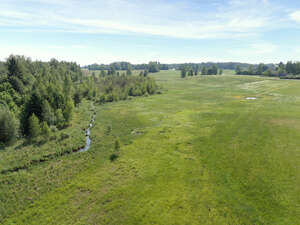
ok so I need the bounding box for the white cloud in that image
[0,0,296,64]
[0,0,275,39]
[290,11,300,23]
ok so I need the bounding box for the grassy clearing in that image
[1,71,300,224]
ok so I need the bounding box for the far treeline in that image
[83,61,165,73]
[84,61,300,78]
[83,62,255,72]
[179,64,223,78]
[235,61,300,78]
[179,61,300,78]
[0,55,158,147]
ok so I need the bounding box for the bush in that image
[109,153,119,161]
[114,139,120,151]
[0,109,17,145]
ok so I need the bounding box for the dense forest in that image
[0,55,158,147]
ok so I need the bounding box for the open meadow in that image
[1,70,299,225]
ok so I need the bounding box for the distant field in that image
[1,70,300,224]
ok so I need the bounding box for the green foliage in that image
[234,62,300,77]
[42,100,56,125]
[180,64,219,77]
[207,65,218,75]
[105,125,112,135]
[114,139,120,152]
[63,98,74,125]
[235,65,241,74]
[109,153,119,161]
[28,113,40,139]
[126,68,132,75]
[41,121,51,140]
[181,68,186,78]
[148,61,160,73]
[201,66,208,75]
[143,70,149,77]
[99,94,106,104]
[55,109,65,129]
[60,132,70,140]
[0,108,17,145]
[95,75,158,104]
[0,55,84,137]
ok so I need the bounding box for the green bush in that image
[109,153,119,161]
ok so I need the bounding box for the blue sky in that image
[1,0,300,65]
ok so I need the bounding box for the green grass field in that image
[1,70,300,224]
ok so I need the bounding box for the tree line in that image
[235,61,300,77]
[83,61,168,72]
[0,55,159,147]
[180,64,222,78]
[84,69,158,104]
[84,62,265,72]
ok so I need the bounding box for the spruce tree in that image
[42,100,55,125]
[63,98,74,125]
[55,109,65,129]
[181,69,186,78]
[0,109,17,145]
[114,139,120,152]
[41,121,51,140]
[201,66,207,75]
[28,113,40,139]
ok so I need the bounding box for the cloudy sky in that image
[1,0,300,65]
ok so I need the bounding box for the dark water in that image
[78,113,96,153]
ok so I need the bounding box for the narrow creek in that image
[1,110,97,175]
[78,112,96,153]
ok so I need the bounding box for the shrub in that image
[114,139,120,152]
[109,153,119,161]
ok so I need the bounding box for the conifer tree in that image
[0,109,16,145]
[42,100,55,125]
[181,69,186,78]
[28,113,40,139]
[114,139,120,152]
[55,109,65,129]
[41,121,51,140]
[63,98,74,125]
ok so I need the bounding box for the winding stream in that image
[78,112,96,153]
